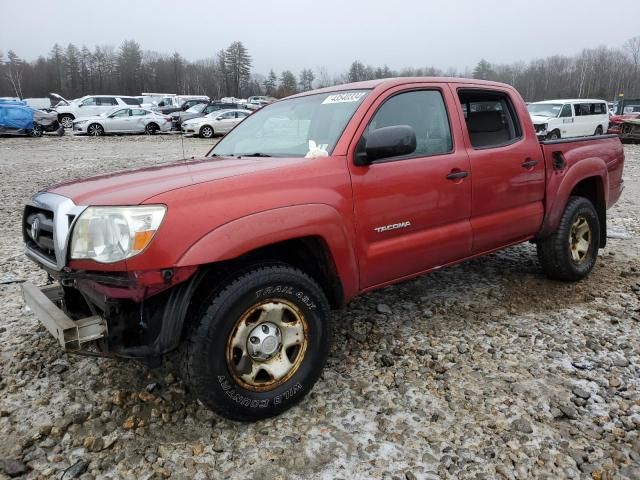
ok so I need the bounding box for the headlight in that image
[544,123,548,130]
[70,205,166,263]
[75,120,88,125]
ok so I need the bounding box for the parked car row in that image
[36,92,273,138]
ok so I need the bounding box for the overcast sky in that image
[2,0,639,75]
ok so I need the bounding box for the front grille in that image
[23,205,56,264]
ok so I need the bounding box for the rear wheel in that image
[59,114,74,129]
[145,122,159,135]
[87,123,104,136]
[181,265,331,421]
[537,196,600,281]
[199,125,214,138]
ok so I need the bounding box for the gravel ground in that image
[0,135,639,480]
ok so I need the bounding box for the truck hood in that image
[49,93,70,107]
[47,156,304,205]
[530,115,553,124]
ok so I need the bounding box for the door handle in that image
[446,170,469,181]
[521,158,538,169]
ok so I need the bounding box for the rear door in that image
[131,108,151,132]
[454,87,545,253]
[348,84,473,288]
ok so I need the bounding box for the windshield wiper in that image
[239,153,272,157]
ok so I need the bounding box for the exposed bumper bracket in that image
[21,282,107,351]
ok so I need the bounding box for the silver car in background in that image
[73,107,172,136]
[180,109,252,138]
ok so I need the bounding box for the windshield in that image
[187,103,206,113]
[528,103,563,117]
[209,90,369,157]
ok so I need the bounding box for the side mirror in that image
[355,125,417,165]
[216,116,223,121]
[78,104,84,108]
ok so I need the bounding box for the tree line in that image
[1,37,639,102]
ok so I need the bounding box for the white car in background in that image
[528,99,609,140]
[72,107,172,136]
[180,109,252,138]
[50,93,142,128]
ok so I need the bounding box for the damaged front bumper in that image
[21,282,107,351]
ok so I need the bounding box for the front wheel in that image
[594,126,603,136]
[87,123,104,136]
[59,114,74,129]
[199,125,214,138]
[537,196,600,281]
[546,130,561,140]
[181,265,331,421]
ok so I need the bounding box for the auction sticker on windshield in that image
[322,92,366,104]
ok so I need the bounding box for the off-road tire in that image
[537,196,600,281]
[199,125,214,138]
[181,264,331,421]
[59,114,74,129]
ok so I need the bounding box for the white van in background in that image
[528,99,609,140]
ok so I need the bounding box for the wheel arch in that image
[175,204,360,306]
[539,159,608,248]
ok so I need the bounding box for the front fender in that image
[539,155,608,237]
[175,204,359,301]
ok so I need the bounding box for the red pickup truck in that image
[22,78,625,421]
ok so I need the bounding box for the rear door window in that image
[122,97,141,106]
[458,90,522,148]
[98,97,118,106]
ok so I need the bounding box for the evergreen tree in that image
[65,44,81,97]
[263,69,277,96]
[278,70,297,96]
[348,61,367,82]
[224,41,252,97]
[49,43,64,92]
[298,68,315,91]
[473,59,494,80]
[117,40,143,95]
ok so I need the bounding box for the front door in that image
[455,87,545,253]
[107,108,131,131]
[348,85,472,289]
[558,103,577,137]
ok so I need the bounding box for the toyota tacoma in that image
[21,78,625,421]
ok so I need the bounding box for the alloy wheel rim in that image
[226,299,308,391]
[61,117,73,128]
[89,125,101,136]
[569,215,591,264]
[203,127,212,137]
